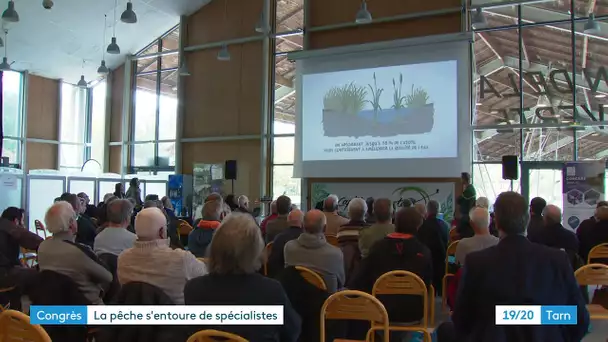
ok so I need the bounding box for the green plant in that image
[323,82,367,115]
[405,85,430,108]
[366,72,384,121]
[391,73,407,109]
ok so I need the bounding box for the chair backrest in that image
[320,290,389,342]
[0,309,52,342]
[187,329,248,342]
[574,263,608,286]
[295,266,327,291]
[263,242,273,276]
[34,220,46,239]
[325,235,338,247]
[588,243,608,264]
[444,240,460,274]
[372,270,429,328]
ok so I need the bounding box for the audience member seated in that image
[260,200,277,237]
[476,197,499,237]
[529,204,579,253]
[184,213,301,342]
[267,209,303,277]
[352,207,432,324]
[77,192,98,219]
[61,192,97,248]
[94,199,136,256]
[235,195,252,215]
[365,197,376,224]
[144,199,181,249]
[188,200,222,258]
[417,200,448,292]
[0,207,43,297]
[224,193,238,212]
[579,205,608,263]
[359,198,394,258]
[97,194,117,230]
[284,210,345,292]
[38,201,112,304]
[440,192,589,342]
[338,198,369,286]
[322,194,348,236]
[527,196,547,241]
[455,207,499,265]
[266,195,292,243]
[118,207,207,304]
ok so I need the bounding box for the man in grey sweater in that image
[94,199,136,256]
[284,209,345,292]
[38,201,113,304]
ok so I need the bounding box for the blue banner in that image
[562,161,605,230]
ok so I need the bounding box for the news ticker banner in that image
[495,306,577,325]
[30,306,283,325]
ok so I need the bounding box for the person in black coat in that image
[185,213,301,342]
[267,210,303,277]
[439,192,589,342]
[579,206,608,263]
[60,193,97,248]
[416,200,447,293]
[526,197,546,241]
[528,204,579,253]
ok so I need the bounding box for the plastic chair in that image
[325,235,339,247]
[588,243,608,264]
[320,290,389,342]
[0,309,51,342]
[372,270,434,330]
[574,263,608,319]
[20,248,38,268]
[0,286,16,312]
[34,220,47,239]
[263,242,273,276]
[187,329,248,342]
[295,266,327,291]
[442,240,460,312]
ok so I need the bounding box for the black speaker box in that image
[225,160,237,180]
[502,155,518,180]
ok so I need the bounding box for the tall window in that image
[271,0,303,206]
[1,71,23,167]
[89,80,107,169]
[59,82,87,171]
[131,25,179,172]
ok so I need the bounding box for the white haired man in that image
[37,201,113,304]
[118,207,207,304]
[323,194,348,236]
[337,197,370,286]
[528,204,579,253]
[285,210,345,292]
[94,199,136,256]
[455,207,499,265]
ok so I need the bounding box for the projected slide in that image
[301,60,458,161]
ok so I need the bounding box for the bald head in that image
[287,209,304,228]
[469,207,490,233]
[542,204,562,225]
[414,203,427,217]
[304,209,327,234]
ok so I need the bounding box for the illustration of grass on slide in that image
[366,72,384,122]
[323,82,368,116]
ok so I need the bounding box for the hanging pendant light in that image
[2,1,18,23]
[120,1,137,24]
[584,13,600,35]
[107,0,121,54]
[98,15,110,74]
[355,0,372,24]
[77,60,87,88]
[217,45,231,61]
[0,30,11,71]
[472,8,487,29]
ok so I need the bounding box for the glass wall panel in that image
[28,178,65,234]
[275,0,303,32]
[2,71,23,138]
[91,81,107,167]
[273,136,295,165]
[60,83,87,143]
[274,57,296,134]
[473,163,521,207]
[134,76,158,142]
[2,138,20,165]
[133,143,155,167]
[272,165,301,207]
[158,142,175,167]
[474,129,521,162]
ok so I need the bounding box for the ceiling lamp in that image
[77,75,88,88]
[0,30,10,71]
[2,1,18,23]
[42,0,53,10]
[584,13,600,35]
[217,44,231,61]
[107,0,121,54]
[120,1,137,24]
[355,0,372,24]
[472,8,487,29]
[98,15,110,75]
[255,11,265,33]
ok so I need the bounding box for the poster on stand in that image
[562,161,605,231]
[192,163,225,220]
[310,181,455,222]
